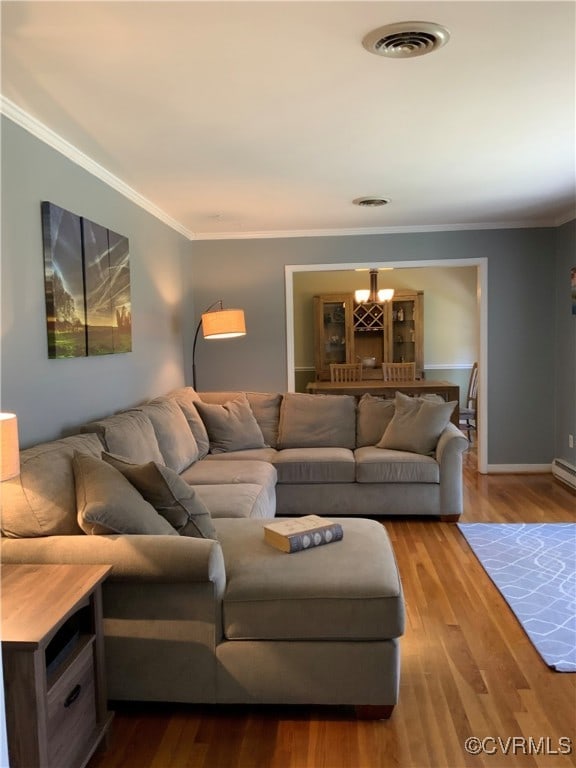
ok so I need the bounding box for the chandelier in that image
[355,269,395,303]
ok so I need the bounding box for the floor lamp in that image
[192,301,246,390]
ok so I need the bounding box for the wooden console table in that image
[306,379,460,426]
[1,563,114,768]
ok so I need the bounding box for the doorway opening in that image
[285,258,488,473]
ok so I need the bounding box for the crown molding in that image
[2,96,571,242]
[554,209,576,227]
[191,218,560,241]
[0,96,195,240]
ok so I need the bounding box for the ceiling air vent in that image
[353,197,390,207]
[362,21,450,59]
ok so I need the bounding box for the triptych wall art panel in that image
[41,202,132,359]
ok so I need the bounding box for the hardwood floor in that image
[90,447,576,768]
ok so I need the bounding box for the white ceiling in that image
[1,1,575,240]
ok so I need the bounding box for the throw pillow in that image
[194,394,267,454]
[73,452,177,536]
[376,391,457,454]
[102,452,216,538]
[356,393,396,447]
[194,391,281,448]
[81,410,165,465]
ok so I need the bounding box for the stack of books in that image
[264,515,343,553]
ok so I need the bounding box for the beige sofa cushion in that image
[194,394,267,453]
[183,459,277,519]
[180,459,277,487]
[355,447,440,483]
[103,453,216,538]
[377,392,457,455]
[215,518,404,641]
[273,448,356,484]
[277,393,356,449]
[202,448,278,463]
[74,452,177,536]
[194,484,275,519]
[356,394,396,447]
[246,392,282,448]
[82,410,164,465]
[164,387,211,459]
[1,434,103,538]
[137,400,199,472]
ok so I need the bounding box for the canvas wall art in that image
[41,202,131,358]
[108,230,132,353]
[41,202,87,358]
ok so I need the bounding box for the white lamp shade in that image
[377,288,395,302]
[0,413,20,480]
[201,309,246,339]
[354,289,370,303]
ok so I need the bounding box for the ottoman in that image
[212,517,405,718]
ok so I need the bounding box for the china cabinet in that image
[389,291,424,377]
[313,294,355,380]
[313,291,423,380]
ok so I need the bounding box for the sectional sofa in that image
[0,386,467,716]
[194,388,468,520]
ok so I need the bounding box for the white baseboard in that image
[486,464,552,474]
[552,459,576,491]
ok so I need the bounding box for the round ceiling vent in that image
[353,197,390,207]
[362,21,450,58]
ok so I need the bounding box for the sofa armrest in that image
[0,534,226,592]
[435,422,469,464]
[435,423,469,517]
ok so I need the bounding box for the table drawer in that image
[47,637,97,767]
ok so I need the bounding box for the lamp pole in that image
[191,300,223,390]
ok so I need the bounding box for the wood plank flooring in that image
[89,448,576,768]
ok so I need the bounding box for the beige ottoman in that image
[213,517,405,718]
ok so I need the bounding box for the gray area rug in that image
[458,523,576,672]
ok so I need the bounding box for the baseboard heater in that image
[552,458,576,491]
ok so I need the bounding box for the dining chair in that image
[459,362,478,441]
[330,363,363,383]
[381,362,416,382]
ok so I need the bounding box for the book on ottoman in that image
[264,515,344,553]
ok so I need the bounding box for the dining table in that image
[305,379,460,426]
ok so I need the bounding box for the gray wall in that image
[555,219,576,465]
[2,117,571,467]
[187,228,560,465]
[1,117,190,447]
